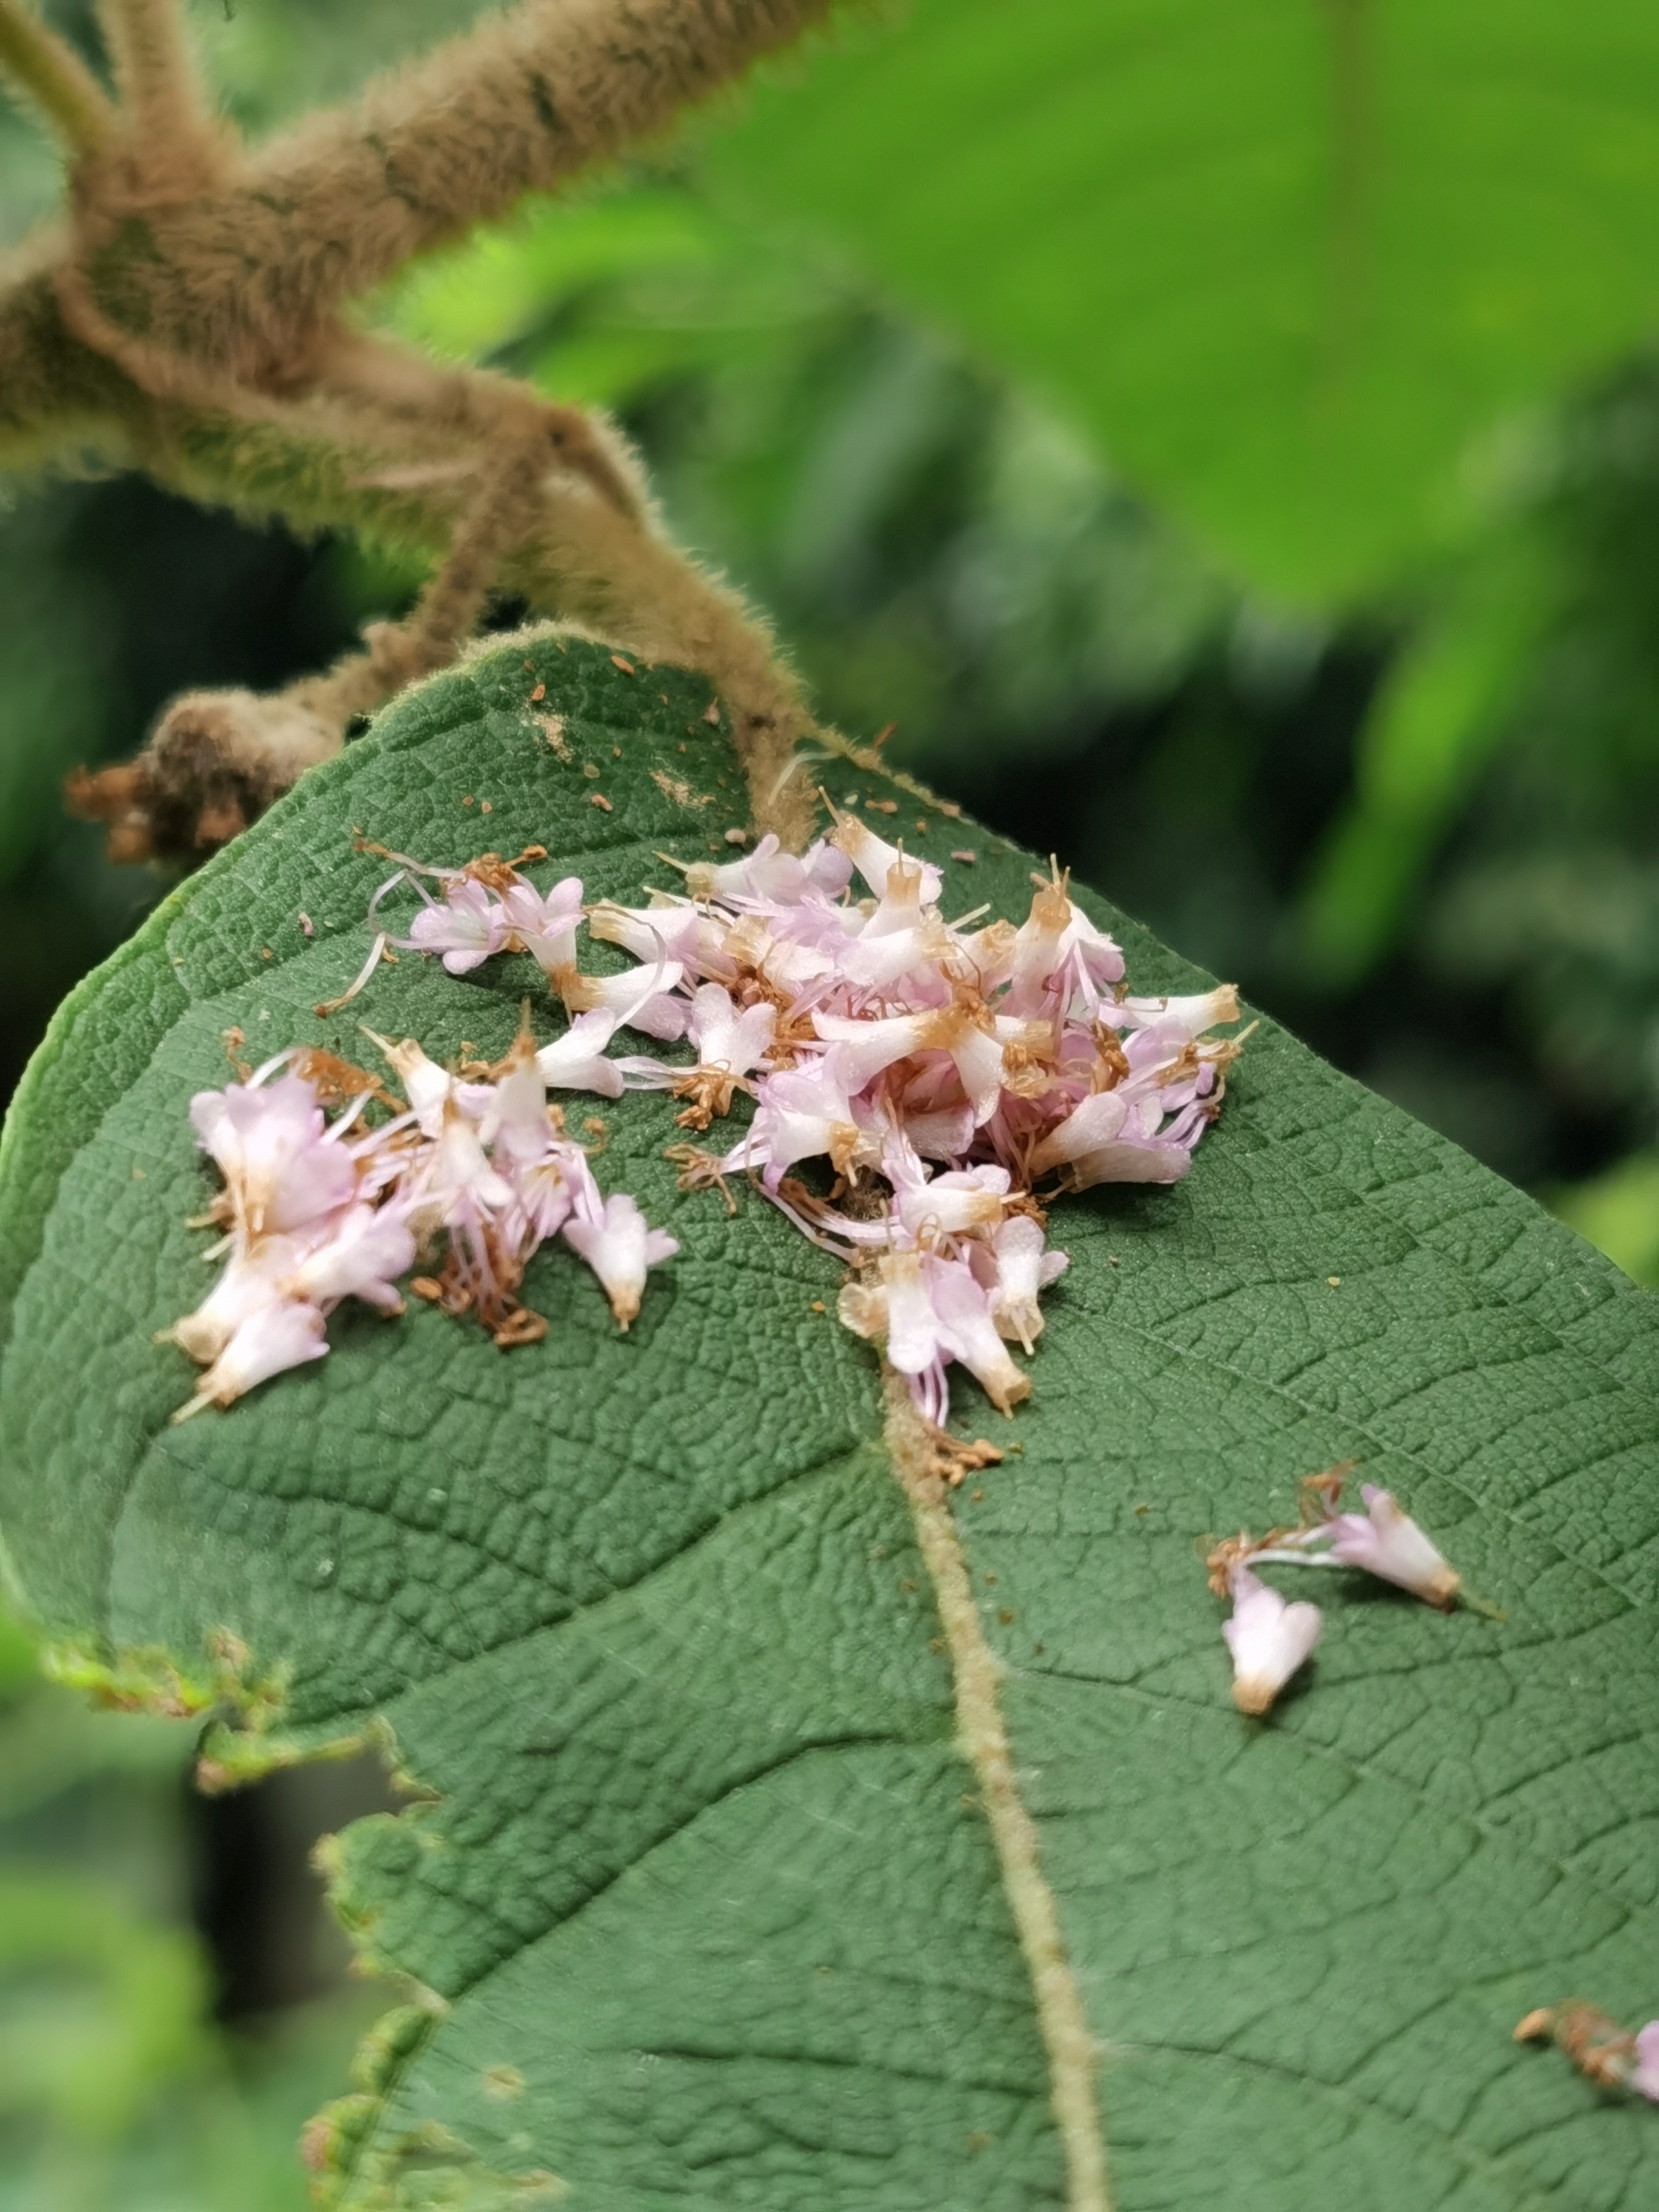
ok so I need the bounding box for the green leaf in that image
[707,1,1659,600]
[3,632,1658,2207]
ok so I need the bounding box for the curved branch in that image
[0,2,116,153]
[87,0,836,376]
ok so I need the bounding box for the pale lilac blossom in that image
[216,809,1246,1431]
[1222,1566,1322,1716]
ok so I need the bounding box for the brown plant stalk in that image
[0,0,836,858]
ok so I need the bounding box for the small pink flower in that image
[190,1070,357,1235]
[173,1299,328,1421]
[736,1064,865,1184]
[837,1247,1029,1418]
[1222,1566,1322,1716]
[561,1192,679,1329]
[400,878,506,974]
[1326,1486,1461,1609]
[500,876,584,974]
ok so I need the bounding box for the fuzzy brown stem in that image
[95,0,209,152]
[0,2,116,152]
[99,0,835,379]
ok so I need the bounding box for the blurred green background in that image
[2,1,1658,2201]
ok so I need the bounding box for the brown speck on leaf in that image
[651,768,712,809]
[462,795,474,807]
[951,848,977,864]
[723,826,749,845]
[810,1299,826,1313]
[589,791,612,811]
[677,741,688,753]
[529,683,545,703]
[536,713,570,762]
[582,762,601,778]
[915,818,928,832]
[865,797,898,814]
[480,799,492,814]
[997,1607,1014,1624]
[702,700,721,726]
[258,947,272,959]
[611,654,635,675]
[298,911,314,937]
[1327,1275,1342,1287]
[131,1165,146,1180]
[612,744,622,757]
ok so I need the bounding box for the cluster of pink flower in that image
[164,1032,677,1422]
[374,807,1244,1436]
[1207,1467,1462,1715]
[166,809,1242,1426]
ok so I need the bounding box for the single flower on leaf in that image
[1222,1565,1322,1717]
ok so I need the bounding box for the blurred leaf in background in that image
[0,1604,383,2212]
[707,0,1659,601]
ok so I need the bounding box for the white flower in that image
[164,1235,306,1365]
[557,959,688,1041]
[173,1299,328,1421]
[1326,1486,1461,1609]
[586,896,706,967]
[561,1191,679,1329]
[828,814,943,906]
[685,831,854,905]
[976,1214,1069,1352]
[1116,984,1239,1039]
[535,1009,626,1098]
[1222,1566,1322,1716]
[737,1063,865,1183]
[412,1098,514,1230]
[282,1203,415,1316]
[365,1033,455,1138]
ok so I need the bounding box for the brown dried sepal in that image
[1513,2003,1637,2090]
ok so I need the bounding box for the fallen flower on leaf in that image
[173,817,1244,1430]
[1221,1564,1322,1717]
[1233,1468,1463,1610]
[1515,2003,1659,2100]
